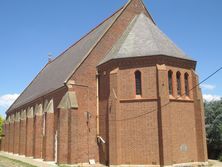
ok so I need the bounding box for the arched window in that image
[176,72,181,96]
[184,73,189,96]
[168,70,173,95]
[135,71,142,95]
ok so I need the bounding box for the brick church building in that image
[1,0,208,166]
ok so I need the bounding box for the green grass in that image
[0,155,37,167]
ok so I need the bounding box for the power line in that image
[104,66,222,122]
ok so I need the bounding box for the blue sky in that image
[0,0,222,117]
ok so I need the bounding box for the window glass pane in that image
[177,72,181,96]
[135,71,142,95]
[185,73,189,96]
[168,71,173,95]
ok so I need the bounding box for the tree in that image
[204,99,222,159]
[0,115,4,137]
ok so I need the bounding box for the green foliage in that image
[0,115,4,137]
[204,99,222,159]
[219,154,222,162]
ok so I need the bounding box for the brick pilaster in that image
[156,64,172,166]
[14,112,21,154]
[192,70,208,162]
[4,122,9,152]
[26,107,34,157]
[19,109,27,155]
[9,115,15,153]
[43,112,54,161]
[1,123,6,151]
[108,70,120,165]
[33,104,43,159]
[57,109,69,164]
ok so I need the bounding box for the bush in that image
[204,99,222,159]
[219,154,222,162]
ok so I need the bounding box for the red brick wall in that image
[69,0,151,164]
[68,86,91,164]
[97,56,207,166]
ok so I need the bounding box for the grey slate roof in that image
[8,9,122,111]
[99,13,192,65]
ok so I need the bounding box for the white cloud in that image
[203,94,221,102]
[0,94,20,109]
[201,84,216,90]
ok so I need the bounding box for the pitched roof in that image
[8,8,123,111]
[99,13,192,65]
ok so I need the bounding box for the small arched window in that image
[176,72,181,96]
[168,70,173,95]
[135,71,142,95]
[184,73,189,96]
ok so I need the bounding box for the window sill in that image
[169,96,193,102]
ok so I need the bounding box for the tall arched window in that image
[176,72,181,96]
[135,71,142,95]
[184,73,189,96]
[168,70,173,95]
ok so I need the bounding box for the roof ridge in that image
[139,0,156,24]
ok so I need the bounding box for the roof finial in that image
[48,52,53,63]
